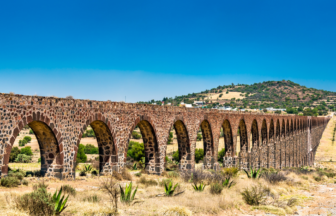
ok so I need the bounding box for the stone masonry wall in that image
[0,93,330,179]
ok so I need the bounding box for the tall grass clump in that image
[241,184,267,206]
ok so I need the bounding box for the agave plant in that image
[83,164,93,173]
[132,163,137,170]
[222,177,235,188]
[244,167,262,179]
[120,182,138,203]
[52,187,69,215]
[164,181,179,196]
[192,182,206,191]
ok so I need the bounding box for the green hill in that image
[138,80,336,116]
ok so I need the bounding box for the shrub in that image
[132,131,142,139]
[19,139,27,146]
[76,144,87,163]
[22,179,29,186]
[195,148,204,163]
[82,129,95,138]
[79,170,87,176]
[15,187,54,216]
[314,176,322,182]
[84,144,99,154]
[135,172,142,177]
[9,147,21,162]
[0,176,20,187]
[122,169,133,181]
[196,133,202,141]
[172,150,179,162]
[262,172,287,184]
[91,170,99,176]
[61,185,76,197]
[23,136,32,143]
[20,146,33,156]
[8,170,25,181]
[137,176,158,187]
[29,129,34,134]
[222,167,239,177]
[210,182,223,194]
[167,132,173,144]
[241,185,266,206]
[127,141,145,161]
[15,154,32,163]
[217,148,225,163]
[38,158,41,163]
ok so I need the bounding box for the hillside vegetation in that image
[138,80,336,116]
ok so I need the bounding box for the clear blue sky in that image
[0,1,335,102]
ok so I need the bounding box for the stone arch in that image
[269,119,274,141]
[282,119,286,137]
[222,119,233,157]
[238,119,248,170]
[2,113,63,178]
[276,119,280,139]
[261,119,268,145]
[251,119,260,168]
[173,120,192,171]
[251,119,259,147]
[199,120,214,158]
[136,120,160,174]
[75,114,119,176]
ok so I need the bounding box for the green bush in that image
[23,136,32,143]
[217,148,225,163]
[15,154,32,163]
[82,129,95,138]
[29,129,34,134]
[19,139,27,146]
[167,132,173,144]
[195,148,204,163]
[196,133,202,141]
[127,141,145,161]
[38,158,41,163]
[0,176,20,187]
[9,147,21,162]
[84,144,99,154]
[76,144,87,163]
[20,146,33,156]
[222,167,239,177]
[172,150,179,162]
[132,131,142,139]
[16,187,54,216]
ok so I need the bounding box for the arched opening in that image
[237,119,248,170]
[260,119,268,167]
[281,119,286,168]
[275,119,281,169]
[126,120,159,174]
[199,120,214,169]
[251,119,259,168]
[167,120,191,171]
[76,120,116,176]
[8,121,62,178]
[220,120,234,167]
[269,120,275,168]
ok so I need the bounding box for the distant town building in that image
[266,107,286,111]
[193,101,205,106]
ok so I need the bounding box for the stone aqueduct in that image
[0,93,331,179]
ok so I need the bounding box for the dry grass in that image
[316,116,336,162]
